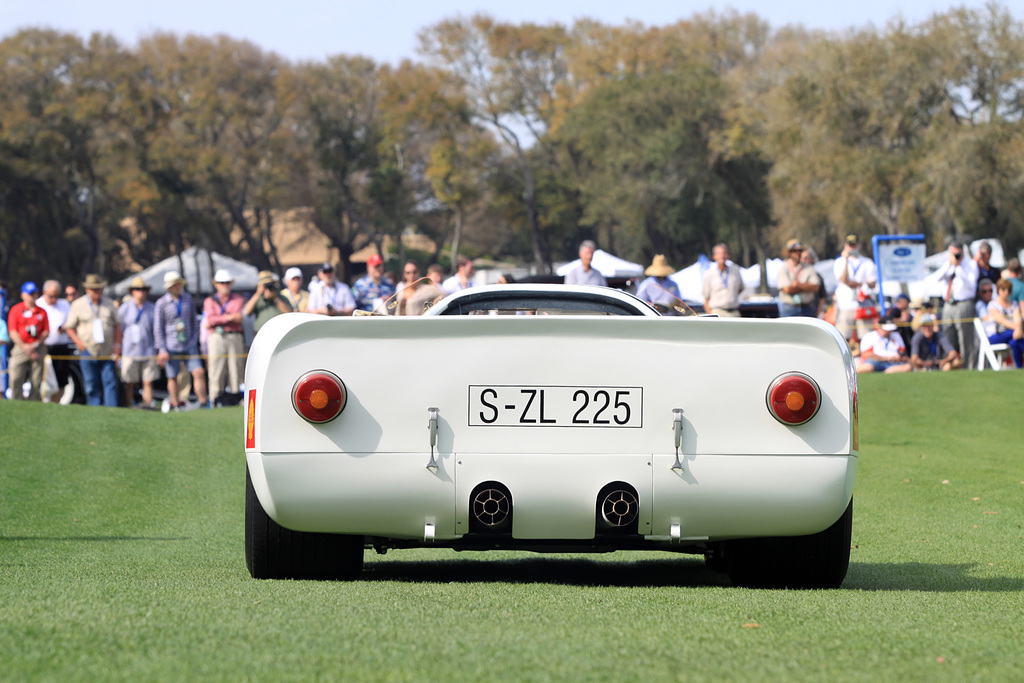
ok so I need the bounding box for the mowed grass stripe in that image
[1,371,1022,681]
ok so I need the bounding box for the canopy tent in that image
[555,249,645,279]
[111,246,260,298]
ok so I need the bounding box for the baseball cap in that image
[284,267,303,281]
[213,269,233,283]
[785,239,804,251]
[21,281,39,295]
[320,262,334,272]
[366,254,383,268]
[918,313,937,326]
[845,234,859,245]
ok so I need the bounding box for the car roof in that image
[425,284,661,317]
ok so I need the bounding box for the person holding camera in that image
[833,234,878,343]
[245,271,291,333]
[307,263,355,316]
[926,240,979,369]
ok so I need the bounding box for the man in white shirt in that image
[307,263,356,316]
[925,240,979,369]
[701,243,744,317]
[564,240,607,287]
[36,280,73,402]
[442,258,476,295]
[855,312,912,374]
[833,234,878,342]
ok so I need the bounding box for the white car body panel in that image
[245,285,857,547]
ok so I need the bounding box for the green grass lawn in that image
[2,371,1022,681]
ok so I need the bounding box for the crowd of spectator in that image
[4,238,1024,406]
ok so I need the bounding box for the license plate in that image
[468,385,643,428]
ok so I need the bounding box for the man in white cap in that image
[855,311,912,374]
[154,270,208,410]
[280,267,309,312]
[203,269,246,406]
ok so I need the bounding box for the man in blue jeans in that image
[65,274,122,406]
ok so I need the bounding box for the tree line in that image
[1,4,1021,288]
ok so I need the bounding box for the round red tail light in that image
[767,373,820,425]
[292,371,347,424]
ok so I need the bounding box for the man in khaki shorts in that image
[118,276,160,408]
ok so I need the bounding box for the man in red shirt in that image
[7,281,50,400]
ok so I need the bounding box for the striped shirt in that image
[154,291,199,353]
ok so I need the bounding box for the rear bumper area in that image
[247,451,856,542]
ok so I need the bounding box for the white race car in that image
[244,284,858,588]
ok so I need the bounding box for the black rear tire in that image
[726,499,853,589]
[245,466,364,580]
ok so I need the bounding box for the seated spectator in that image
[985,278,1024,368]
[890,293,914,349]
[856,312,912,374]
[910,314,961,371]
[975,279,995,333]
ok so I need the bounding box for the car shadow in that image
[362,556,730,587]
[362,557,1023,591]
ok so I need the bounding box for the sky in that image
[1,0,1012,65]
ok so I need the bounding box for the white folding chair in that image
[974,318,1011,370]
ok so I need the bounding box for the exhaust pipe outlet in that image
[470,483,512,534]
[597,485,639,534]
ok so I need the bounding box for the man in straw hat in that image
[65,274,122,406]
[155,270,208,411]
[635,255,682,312]
[118,276,159,408]
[244,270,290,333]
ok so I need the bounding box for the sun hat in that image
[213,269,233,283]
[785,239,804,252]
[644,254,674,277]
[21,281,39,295]
[257,270,276,285]
[82,274,108,289]
[128,276,151,291]
[284,267,303,281]
[163,271,186,287]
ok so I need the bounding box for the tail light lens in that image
[292,370,347,424]
[767,372,820,425]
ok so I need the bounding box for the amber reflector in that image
[292,371,346,424]
[767,373,820,425]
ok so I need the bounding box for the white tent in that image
[556,249,645,279]
[111,246,260,297]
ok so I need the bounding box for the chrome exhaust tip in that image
[470,484,512,533]
[600,489,639,528]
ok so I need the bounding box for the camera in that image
[954,252,963,261]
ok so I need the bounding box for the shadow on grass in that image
[0,536,189,542]
[362,557,1023,591]
[845,562,1024,592]
[363,556,732,587]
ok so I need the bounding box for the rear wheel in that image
[245,466,364,580]
[726,499,853,589]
